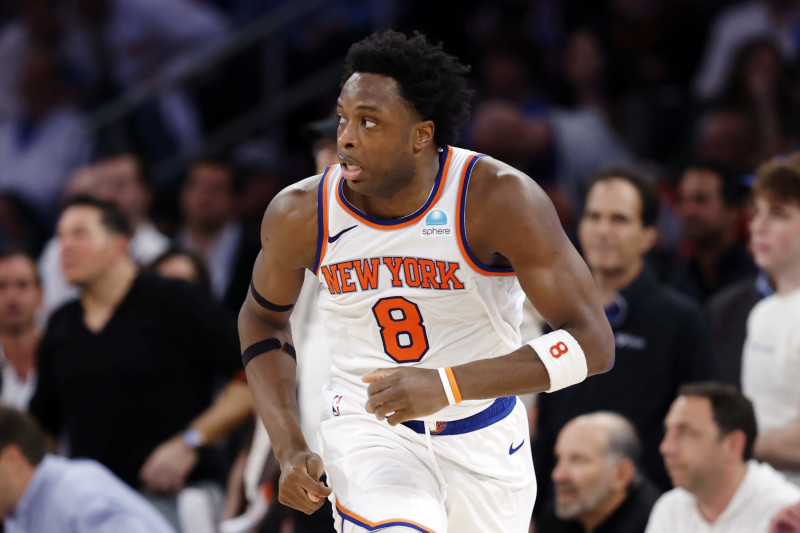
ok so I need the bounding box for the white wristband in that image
[438,367,457,405]
[527,330,588,392]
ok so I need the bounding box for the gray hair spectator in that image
[537,412,660,533]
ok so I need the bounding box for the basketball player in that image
[238,31,615,532]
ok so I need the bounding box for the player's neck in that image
[348,149,441,219]
[592,260,643,306]
[694,461,748,524]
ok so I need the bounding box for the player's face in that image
[660,396,729,494]
[336,73,422,199]
[750,196,800,278]
[579,178,655,277]
[677,169,730,246]
[552,422,617,520]
[57,206,124,286]
[0,255,41,332]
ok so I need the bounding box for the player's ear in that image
[413,120,435,152]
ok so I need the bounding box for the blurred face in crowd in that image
[96,156,150,225]
[677,168,734,246]
[181,163,236,233]
[579,178,656,278]
[749,195,800,279]
[0,255,41,333]
[57,206,127,286]
[660,396,740,496]
[61,166,100,202]
[552,417,629,521]
[563,30,605,90]
[18,47,62,121]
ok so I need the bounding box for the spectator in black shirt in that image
[29,196,253,531]
[534,167,716,510]
[671,161,756,303]
[536,412,660,533]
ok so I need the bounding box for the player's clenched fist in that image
[278,450,332,514]
[362,367,449,425]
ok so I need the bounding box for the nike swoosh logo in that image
[328,225,357,243]
[509,440,525,455]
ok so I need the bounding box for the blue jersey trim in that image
[312,167,331,274]
[457,154,515,274]
[336,146,450,227]
[401,396,516,436]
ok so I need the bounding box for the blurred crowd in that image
[1,0,800,532]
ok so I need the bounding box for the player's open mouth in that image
[341,162,362,180]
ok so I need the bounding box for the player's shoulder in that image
[263,172,328,230]
[466,153,552,216]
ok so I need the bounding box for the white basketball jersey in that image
[313,146,525,421]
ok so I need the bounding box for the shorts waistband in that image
[401,396,516,436]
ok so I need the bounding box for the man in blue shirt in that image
[0,407,175,533]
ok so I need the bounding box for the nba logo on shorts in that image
[332,395,343,416]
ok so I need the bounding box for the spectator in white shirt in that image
[0,250,41,410]
[645,382,800,533]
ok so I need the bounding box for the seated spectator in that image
[0,45,91,213]
[0,250,42,410]
[742,155,800,487]
[176,158,259,313]
[147,247,211,292]
[29,197,253,531]
[0,406,175,532]
[772,501,800,533]
[645,382,800,532]
[671,160,756,303]
[38,154,170,316]
[534,167,715,500]
[537,412,660,533]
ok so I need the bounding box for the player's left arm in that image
[364,157,614,423]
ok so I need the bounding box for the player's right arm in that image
[237,175,331,514]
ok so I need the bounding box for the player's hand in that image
[278,450,331,514]
[362,367,449,425]
[771,503,800,533]
[139,434,199,494]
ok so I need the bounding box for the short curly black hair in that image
[343,31,472,147]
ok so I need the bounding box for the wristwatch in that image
[182,427,204,450]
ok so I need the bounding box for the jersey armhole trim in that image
[456,154,516,277]
[335,499,438,532]
[313,166,334,275]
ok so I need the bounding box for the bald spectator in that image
[38,154,169,316]
[646,382,800,533]
[672,161,756,303]
[0,251,41,410]
[0,407,175,533]
[537,412,660,533]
